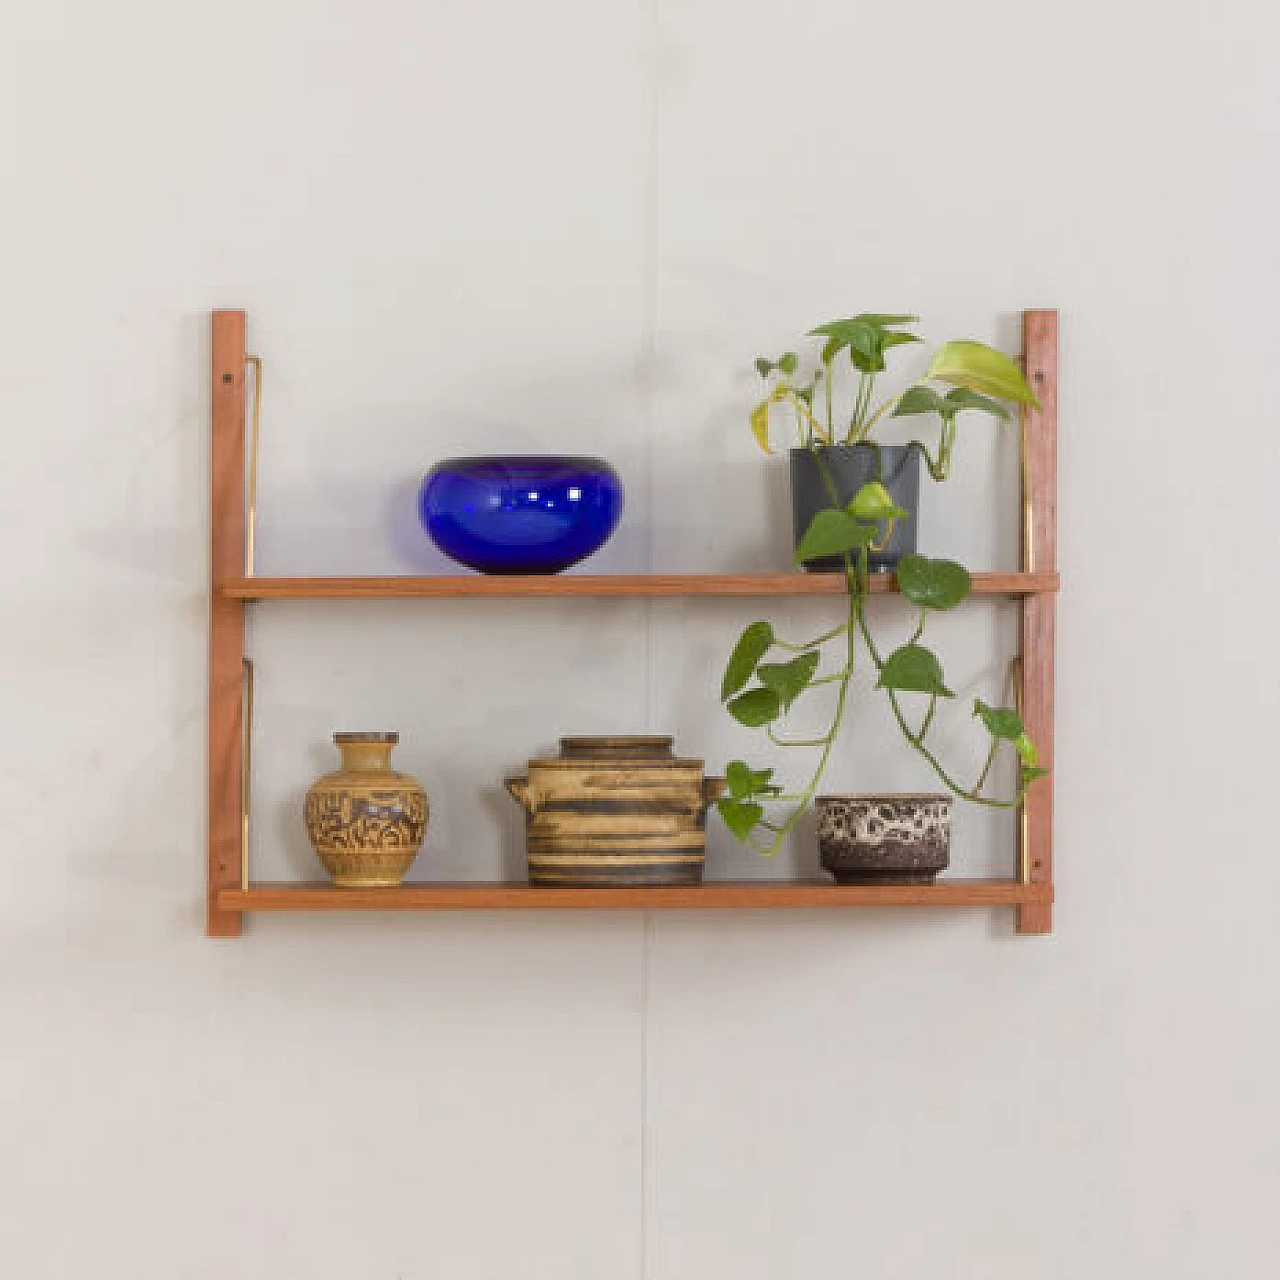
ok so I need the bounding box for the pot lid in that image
[526,735,703,769]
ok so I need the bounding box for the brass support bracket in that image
[245,354,263,577]
[241,656,254,891]
[1011,653,1030,884]
[1019,369,1034,574]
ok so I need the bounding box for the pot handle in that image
[702,776,727,809]
[505,776,535,814]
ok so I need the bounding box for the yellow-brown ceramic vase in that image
[304,733,428,887]
[506,736,725,887]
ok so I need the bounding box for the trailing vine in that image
[717,313,1048,852]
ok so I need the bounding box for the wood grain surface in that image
[208,311,247,937]
[218,571,1060,600]
[1017,310,1058,935]
[220,879,1052,912]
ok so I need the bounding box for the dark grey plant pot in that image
[816,794,952,885]
[789,444,920,572]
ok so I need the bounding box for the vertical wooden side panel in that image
[1017,310,1058,935]
[209,311,247,936]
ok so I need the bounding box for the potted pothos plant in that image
[718,313,1047,881]
[753,312,1037,571]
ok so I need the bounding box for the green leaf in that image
[879,331,922,352]
[810,313,918,375]
[848,332,886,374]
[837,314,919,372]
[717,797,764,841]
[810,314,917,341]
[777,351,799,375]
[754,357,773,378]
[726,687,782,727]
[809,317,878,344]
[810,318,880,370]
[726,760,779,799]
[853,313,919,329]
[973,698,1024,740]
[897,555,971,610]
[794,509,876,564]
[750,398,773,454]
[973,703,1047,786]
[847,480,908,522]
[925,341,1040,408]
[726,760,753,799]
[892,386,948,418]
[721,621,775,701]
[877,644,953,697]
[757,651,820,710]
[944,387,1011,420]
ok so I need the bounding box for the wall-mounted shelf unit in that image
[209,309,1058,937]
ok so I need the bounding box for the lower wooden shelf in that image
[219,879,1050,913]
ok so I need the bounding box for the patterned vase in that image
[816,794,951,885]
[304,733,428,887]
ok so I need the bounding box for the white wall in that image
[2,1,1277,1277]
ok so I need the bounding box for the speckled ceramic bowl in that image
[816,794,951,885]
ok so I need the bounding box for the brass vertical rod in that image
[1018,804,1031,885]
[244,354,263,577]
[1019,396,1034,574]
[241,657,254,891]
[1011,653,1030,885]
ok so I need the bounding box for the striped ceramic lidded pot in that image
[506,737,725,887]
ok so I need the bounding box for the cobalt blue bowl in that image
[418,455,624,575]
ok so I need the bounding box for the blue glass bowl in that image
[419,455,624,575]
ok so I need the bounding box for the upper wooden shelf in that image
[218,571,1060,601]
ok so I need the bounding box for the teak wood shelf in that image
[220,880,1051,912]
[218,571,1059,600]
[208,309,1059,937]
